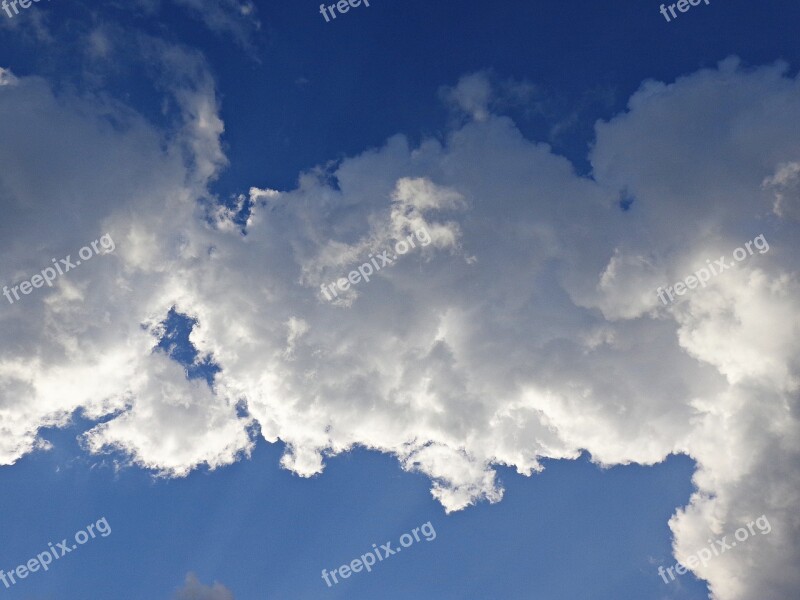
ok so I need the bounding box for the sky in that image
[0,1,799,599]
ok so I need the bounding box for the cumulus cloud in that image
[174,573,234,600]
[0,56,799,600]
[0,36,247,475]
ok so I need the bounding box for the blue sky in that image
[0,421,702,599]
[1,1,799,599]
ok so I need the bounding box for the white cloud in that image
[0,67,17,86]
[174,573,234,600]
[129,0,260,48]
[0,58,799,600]
[171,0,260,49]
[441,71,494,122]
[764,160,800,220]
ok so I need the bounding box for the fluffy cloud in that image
[0,40,248,475]
[174,573,234,600]
[0,53,798,600]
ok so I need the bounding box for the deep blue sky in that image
[212,0,800,190]
[3,0,800,191]
[2,0,799,598]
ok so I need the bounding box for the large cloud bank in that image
[0,54,798,599]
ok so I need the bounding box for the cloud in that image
[763,160,800,220]
[0,38,246,475]
[439,71,539,124]
[168,0,260,49]
[0,56,799,600]
[174,573,234,600]
[440,71,494,122]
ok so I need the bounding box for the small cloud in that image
[763,161,800,221]
[440,71,493,122]
[174,573,234,600]
[0,67,18,87]
[439,71,540,124]
[170,0,261,49]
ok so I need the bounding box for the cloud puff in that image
[0,56,799,600]
[174,573,234,600]
[763,160,800,220]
